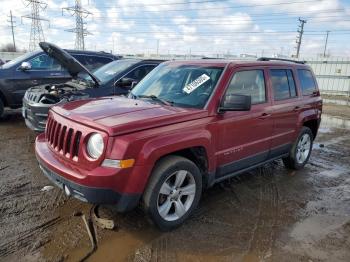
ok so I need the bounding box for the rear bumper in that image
[22,98,50,132]
[35,133,142,212]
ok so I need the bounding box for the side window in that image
[270,69,297,100]
[297,69,317,95]
[125,65,157,81]
[29,54,61,70]
[226,70,266,104]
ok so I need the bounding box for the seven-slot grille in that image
[46,114,82,161]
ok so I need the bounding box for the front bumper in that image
[35,134,142,212]
[22,98,49,132]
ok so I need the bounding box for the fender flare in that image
[137,129,215,173]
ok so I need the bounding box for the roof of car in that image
[64,49,121,59]
[163,58,309,68]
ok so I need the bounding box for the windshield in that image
[1,51,38,69]
[130,63,224,108]
[93,59,140,83]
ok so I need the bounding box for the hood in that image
[39,42,101,86]
[52,97,208,136]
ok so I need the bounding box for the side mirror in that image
[20,61,32,71]
[219,94,251,112]
[115,77,138,89]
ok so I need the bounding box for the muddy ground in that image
[0,103,349,262]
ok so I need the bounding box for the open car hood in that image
[39,42,101,86]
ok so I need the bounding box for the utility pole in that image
[156,39,159,56]
[323,30,330,57]
[22,0,49,51]
[7,11,16,51]
[63,0,92,50]
[295,18,307,58]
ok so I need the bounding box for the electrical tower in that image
[295,18,307,58]
[22,0,49,51]
[7,11,16,51]
[63,0,92,50]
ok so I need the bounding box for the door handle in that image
[293,106,301,111]
[31,80,38,85]
[258,113,271,119]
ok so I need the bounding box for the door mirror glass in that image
[115,77,138,89]
[219,94,251,112]
[20,61,32,71]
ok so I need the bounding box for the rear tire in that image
[142,155,202,231]
[0,99,4,119]
[283,127,313,170]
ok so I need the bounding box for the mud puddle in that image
[0,110,350,262]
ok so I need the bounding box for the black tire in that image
[142,155,202,231]
[0,99,4,119]
[283,127,313,170]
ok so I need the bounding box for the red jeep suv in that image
[35,58,322,230]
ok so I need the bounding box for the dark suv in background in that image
[0,44,119,118]
[23,42,164,132]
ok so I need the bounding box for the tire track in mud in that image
[243,164,280,260]
[130,163,283,261]
[0,115,70,260]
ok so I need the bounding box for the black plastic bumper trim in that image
[37,158,141,212]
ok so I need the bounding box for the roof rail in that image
[257,57,305,64]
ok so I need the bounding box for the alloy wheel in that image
[157,170,196,221]
[296,133,311,164]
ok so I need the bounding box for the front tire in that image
[143,155,202,231]
[283,127,313,170]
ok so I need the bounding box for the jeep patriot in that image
[35,58,322,230]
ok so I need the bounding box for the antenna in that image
[22,0,49,51]
[63,0,92,50]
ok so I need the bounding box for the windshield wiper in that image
[136,95,173,106]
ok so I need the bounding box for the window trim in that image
[223,68,268,106]
[270,68,298,102]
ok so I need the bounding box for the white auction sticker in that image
[183,74,210,94]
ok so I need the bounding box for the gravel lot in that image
[0,104,349,262]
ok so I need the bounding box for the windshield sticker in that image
[183,74,210,94]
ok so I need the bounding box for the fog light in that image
[64,185,71,196]
[102,159,135,169]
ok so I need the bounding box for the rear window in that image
[72,55,113,71]
[297,69,317,95]
[270,69,297,100]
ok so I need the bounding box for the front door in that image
[8,53,70,105]
[216,68,273,178]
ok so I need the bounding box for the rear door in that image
[268,68,301,157]
[216,67,274,178]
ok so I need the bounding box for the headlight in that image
[86,133,104,159]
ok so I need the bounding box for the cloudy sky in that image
[0,0,350,57]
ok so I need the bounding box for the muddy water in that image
[0,110,349,262]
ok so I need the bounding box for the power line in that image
[22,0,49,51]
[91,0,320,11]
[63,0,92,50]
[7,10,16,51]
[295,18,307,58]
